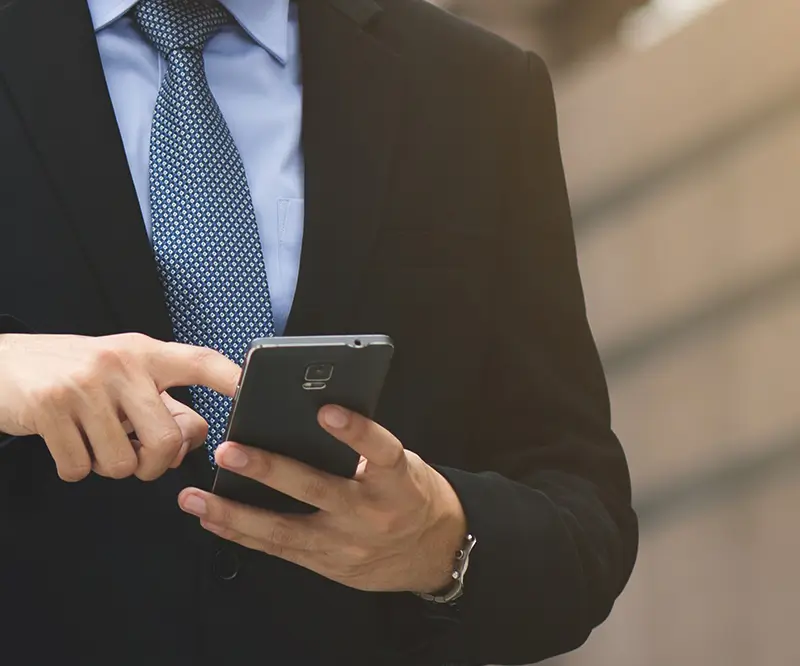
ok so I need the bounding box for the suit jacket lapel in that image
[0,0,403,342]
[286,0,405,336]
[0,0,174,342]
[0,0,404,486]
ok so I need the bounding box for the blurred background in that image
[428,1,800,665]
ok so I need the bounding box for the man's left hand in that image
[178,406,467,595]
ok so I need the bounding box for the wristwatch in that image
[415,533,477,605]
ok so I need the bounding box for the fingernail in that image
[182,495,207,516]
[323,406,350,429]
[221,446,249,469]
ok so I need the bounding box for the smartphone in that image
[211,334,394,513]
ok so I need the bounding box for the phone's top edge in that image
[249,334,394,349]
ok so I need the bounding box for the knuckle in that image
[34,383,73,410]
[92,346,126,373]
[191,345,218,366]
[153,424,183,454]
[105,332,147,357]
[268,522,295,547]
[374,521,393,539]
[404,450,422,466]
[116,332,149,348]
[343,543,371,565]
[107,333,153,367]
[301,476,329,505]
[184,418,209,450]
[193,414,209,438]
[371,511,398,537]
[58,462,92,483]
[69,367,102,393]
[104,454,138,479]
[164,341,191,359]
[96,336,147,377]
[336,486,356,513]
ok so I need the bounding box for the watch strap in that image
[415,533,476,605]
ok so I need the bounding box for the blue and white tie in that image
[135,0,276,464]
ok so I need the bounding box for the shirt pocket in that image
[277,197,305,290]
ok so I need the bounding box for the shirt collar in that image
[87,0,291,64]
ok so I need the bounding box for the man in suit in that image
[0,0,638,664]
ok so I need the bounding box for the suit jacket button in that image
[213,548,240,581]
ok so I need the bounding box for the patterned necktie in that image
[135,0,276,465]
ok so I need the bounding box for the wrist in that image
[416,469,468,595]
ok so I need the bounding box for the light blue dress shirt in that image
[88,0,305,335]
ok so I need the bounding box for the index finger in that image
[149,341,241,397]
[215,442,353,513]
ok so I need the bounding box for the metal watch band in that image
[415,533,477,605]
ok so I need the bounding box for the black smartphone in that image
[211,334,394,513]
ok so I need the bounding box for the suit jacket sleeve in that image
[380,52,638,666]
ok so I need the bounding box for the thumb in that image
[161,393,209,468]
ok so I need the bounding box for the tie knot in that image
[135,0,229,55]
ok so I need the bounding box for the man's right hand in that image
[0,333,241,482]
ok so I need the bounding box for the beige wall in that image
[432,0,800,662]
[547,0,800,664]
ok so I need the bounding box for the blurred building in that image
[433,1,800,665]
[430,0,647,69]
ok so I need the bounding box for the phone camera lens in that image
[305,363,334,382]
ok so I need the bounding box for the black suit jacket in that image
[0,0,638,664]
